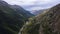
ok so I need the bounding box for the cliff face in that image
[20,4,60,34]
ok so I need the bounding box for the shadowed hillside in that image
[0,0,33,34]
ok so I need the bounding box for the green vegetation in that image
[0,1,33,34]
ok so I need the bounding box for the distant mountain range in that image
[0,0,33,34]
[32,9,48,15]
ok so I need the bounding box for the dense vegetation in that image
[0,1,33,34]
[20,4,60,34]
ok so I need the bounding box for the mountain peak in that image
[0,0,9,6]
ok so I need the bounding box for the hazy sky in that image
[3,0,60,12]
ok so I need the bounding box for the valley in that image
[0,0,60,34]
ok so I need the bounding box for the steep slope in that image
[10,5,33,18]
[20,4,60,34]
[0,0,33,34]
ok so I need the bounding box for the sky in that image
[3,0,60,12]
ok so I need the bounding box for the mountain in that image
[32,9,48,15]
[20,4,60,34]
[10,5,34,18]
[0,0,33,34]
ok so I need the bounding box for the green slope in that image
[0,1,33,34]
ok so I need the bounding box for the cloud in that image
[3,0,60,12]
[27,7,44,10]
[3,0,36,5]
[3,0,56,5]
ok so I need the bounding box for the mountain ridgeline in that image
[20,4,60,34]
[0,0,33,34]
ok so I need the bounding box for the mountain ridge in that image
[20,4,60,34]
[0,0,33,34]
